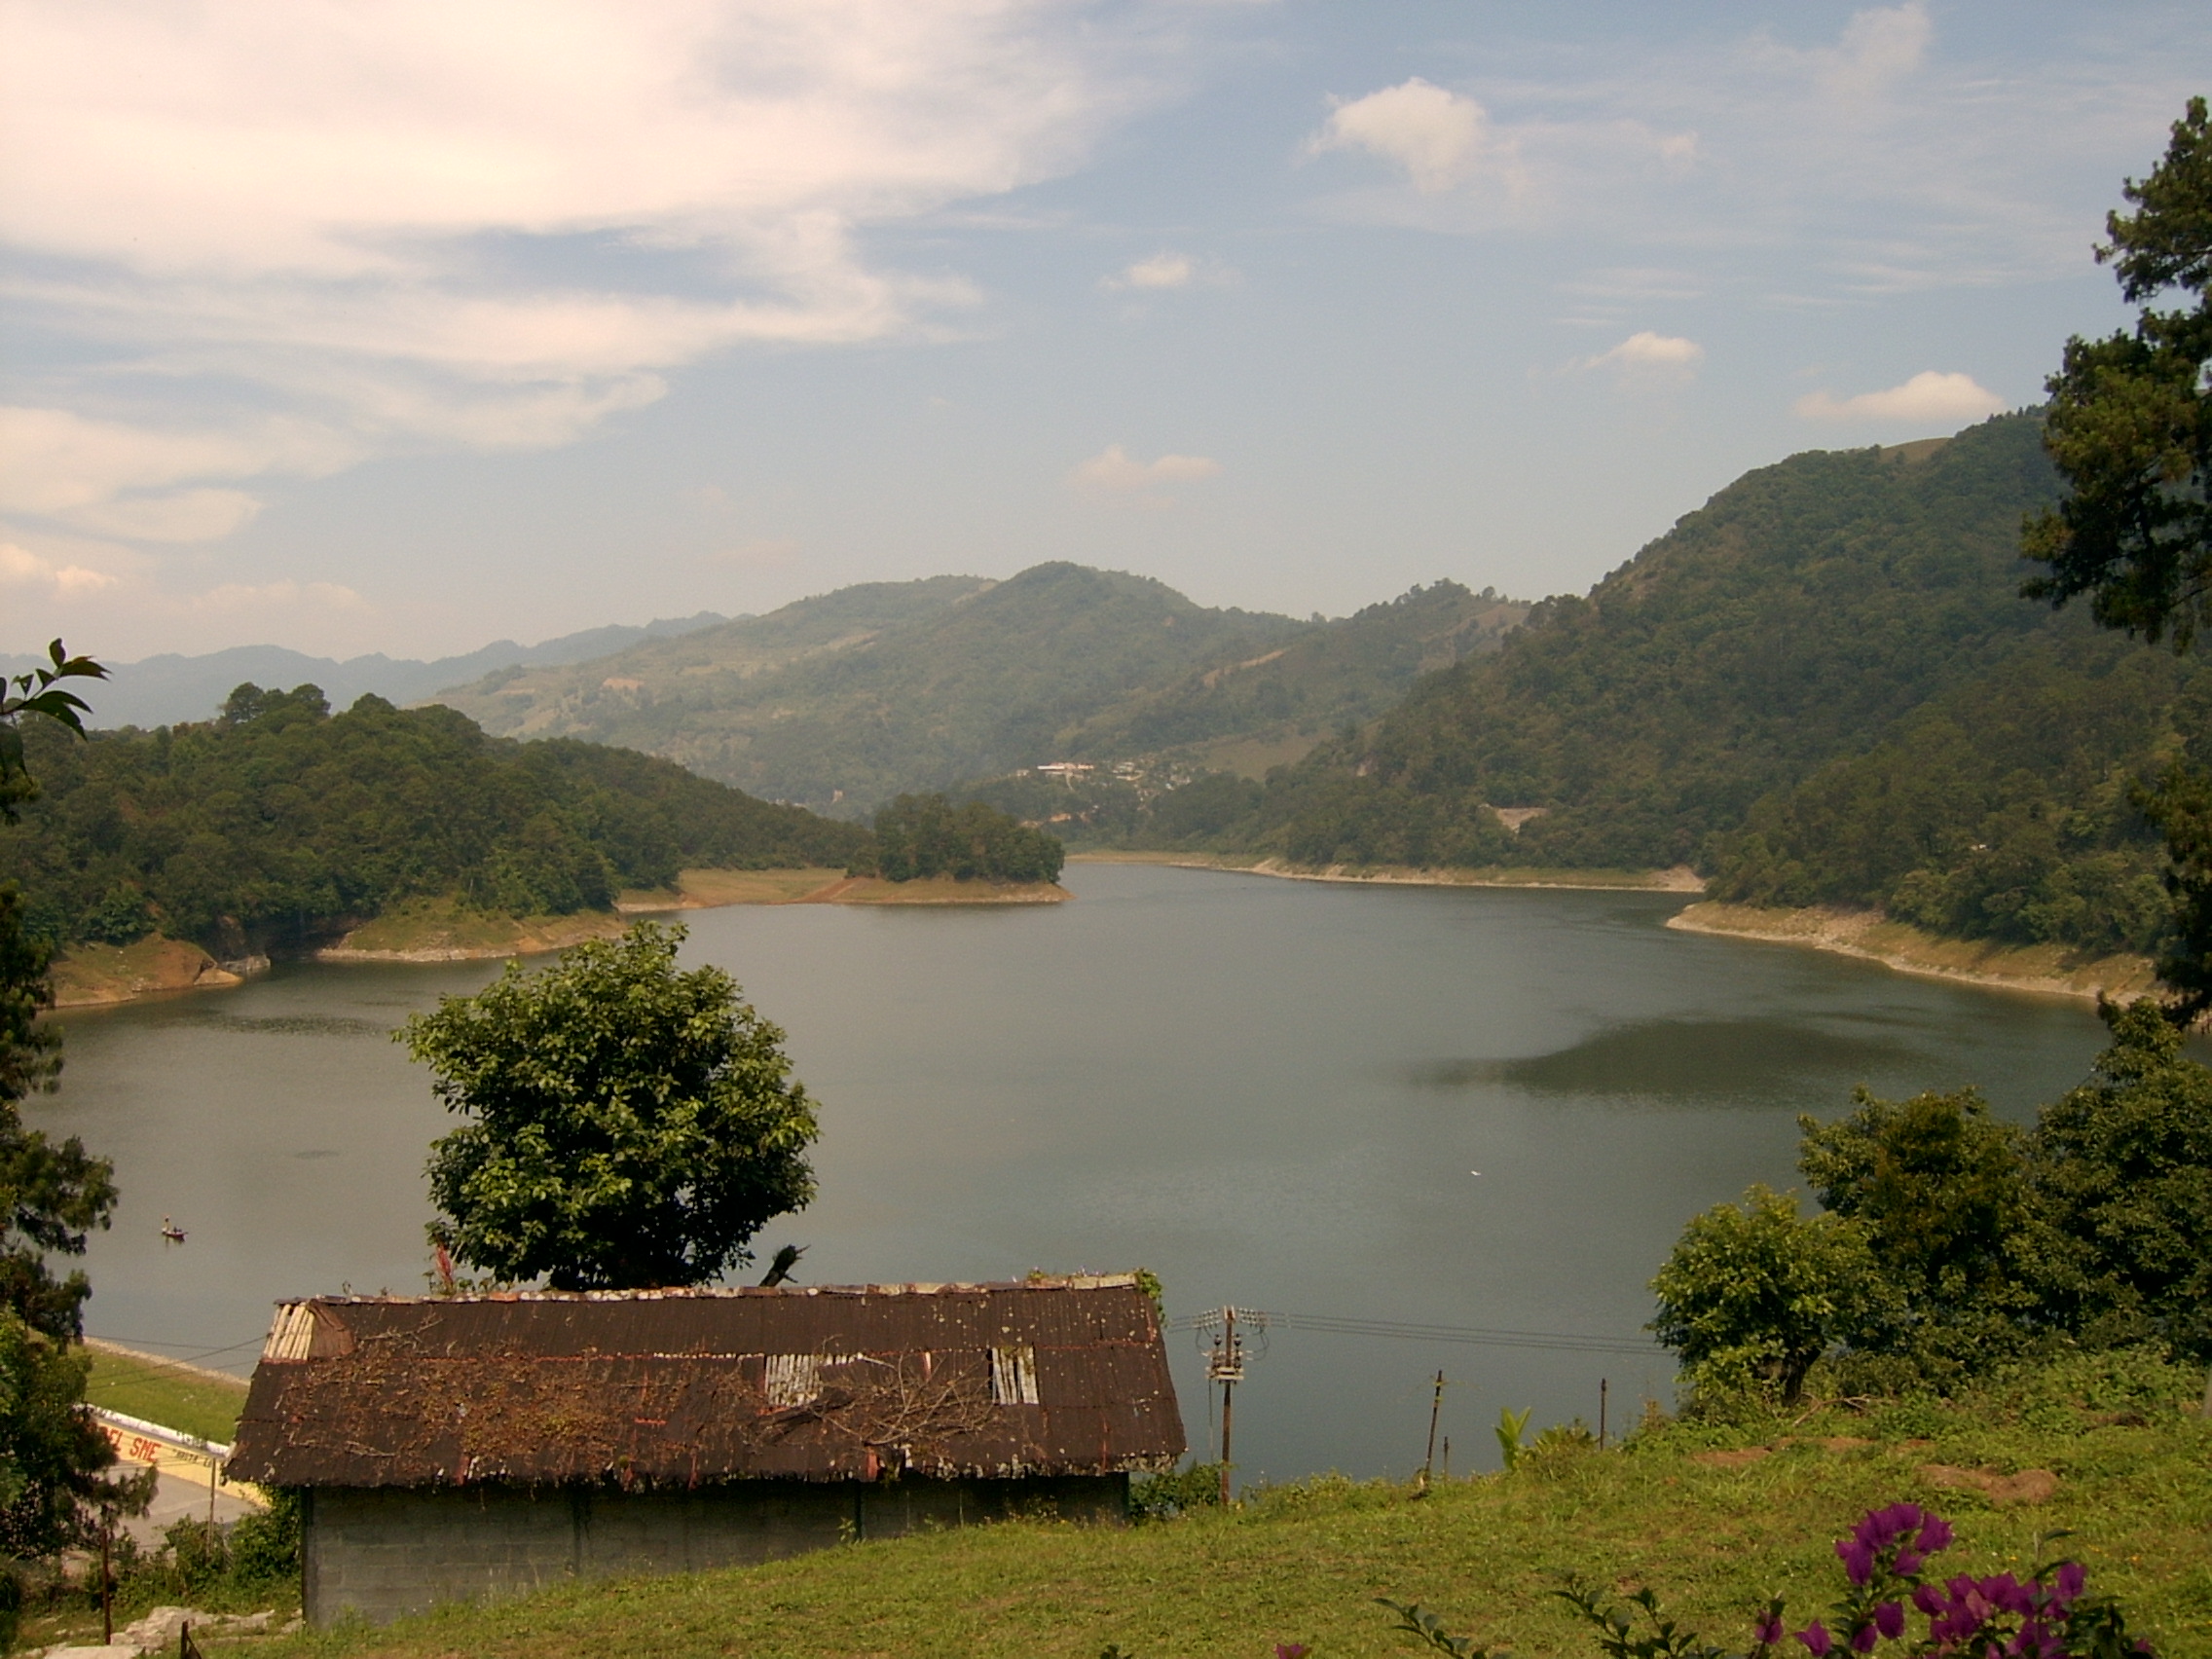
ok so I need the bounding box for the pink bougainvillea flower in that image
[1798,1621,1834,1656]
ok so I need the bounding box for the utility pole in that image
[1206,1307,1245,1504]
[1419,1370,1446,1490]
[1599,1378,1608,1451]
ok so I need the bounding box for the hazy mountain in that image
[5,611,732,729]
[434,568,1301,811]
[433,567,1530,814]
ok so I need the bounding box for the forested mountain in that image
[0,685,866,957]
[1229,414,2204,958]
[2,611,733,730]
[435,566,1526,813]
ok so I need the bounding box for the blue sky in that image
[2,1,2206,659]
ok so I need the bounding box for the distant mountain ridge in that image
[433,566,1528,814]
[3,611,733,730]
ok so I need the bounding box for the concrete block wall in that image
[304,1473,1128,1626]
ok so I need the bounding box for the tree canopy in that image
[0,685,868,958]
[0,643,148,1562]
[865,793,1064,884]
[402,922,819,1290]
[2024,96,2212,648]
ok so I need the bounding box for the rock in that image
[44,1647,142,1659]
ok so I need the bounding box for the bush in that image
[1128,1461,1227,1522]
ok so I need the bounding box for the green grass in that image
[259,1355,2211,1659]
[84,1343,250,1445]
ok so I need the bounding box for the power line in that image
[1171,1309,1654,1358]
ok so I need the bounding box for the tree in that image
[866,793,1064,884]
[1649,1185,1886,1404]
[402,921,818,1289]
[2024,97,2212,1018]
[0,642,149,1572]
[1795,1087,2033,1377]
[2023,96,2212,648]
[2023,998,2212,1362]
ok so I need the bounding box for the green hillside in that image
[1235,414,2202,958]
[213,1352,2206,1659]
[0,684,868,959]
[437,568,1527,816]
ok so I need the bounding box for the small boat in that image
[160,1216,187,1244]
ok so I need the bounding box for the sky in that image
[1,1,2207,662]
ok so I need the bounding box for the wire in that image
[1170,1309,1654,1357]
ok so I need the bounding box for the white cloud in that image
[0,542,118,596]
[1069,444,1223,497]
[1575,331,1705,378]
[1309,79,1504,194]
[1818,4,1932,102]
[1793,371,2007,424]
[1100,250,1238,293]
[0,1,1158,521]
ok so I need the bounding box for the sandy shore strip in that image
[1666,901,2157,1005]
[1071,849,1705,893]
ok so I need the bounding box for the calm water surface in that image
[33,863,2116,1480]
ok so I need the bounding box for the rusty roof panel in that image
[226,1277,1185,1490]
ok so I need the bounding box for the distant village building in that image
[227,1276,1184,1627]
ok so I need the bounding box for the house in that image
[225,1274,1185,1626]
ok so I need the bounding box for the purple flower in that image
[1917,1516,1955,1555]
[1874,1602,1905,1641]
[2052,1564,2086,1605]
[1276,1646,1310,1659]
[1798,1622,1835,1656]
[1851,1623,1880,1653]
[1913,1585,1947,1618]
[1839,1539,1878,1586]
[1895,1550,1926,1578]
[1755,1610,1787,1646]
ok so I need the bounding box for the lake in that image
[33,861,2117,1482]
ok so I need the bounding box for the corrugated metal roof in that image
[226,1277,1185,1489]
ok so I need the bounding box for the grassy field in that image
[252,1353,2209,1659]
[83,1342,250,1444]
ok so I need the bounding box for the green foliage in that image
[1493,1407,1533,1471]
[0,686,868,956]
[2023,96,2212,649]
[1264,417,2068,875]
[1796,1088,2035,1381]
[1127,1461,1227,1522]
[1649,1186,1884,1404]
[403,922,819,1290]
[1379,1597,1510,1658]
[0,642,107,807]
[863,793,1064,883]
[2023,1000,2212,1361]
[1661,1003,2212,1407]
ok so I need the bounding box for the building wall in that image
[303,1474,1128,1626]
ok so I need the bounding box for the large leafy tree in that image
[2023,999,2212,1362]
[1648,1185,1887,1404]
[403,922,819,1289]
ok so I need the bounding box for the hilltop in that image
[4,611,734,730]
[1231,414,2204,964]
[433,567,1525,814]
[0,685,869,972]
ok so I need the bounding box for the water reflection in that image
[1417,1017,1936,1106]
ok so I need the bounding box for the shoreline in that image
[1665,902,2157,1006]
[1070,849,1706,893]
[52,867,1071,1006]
